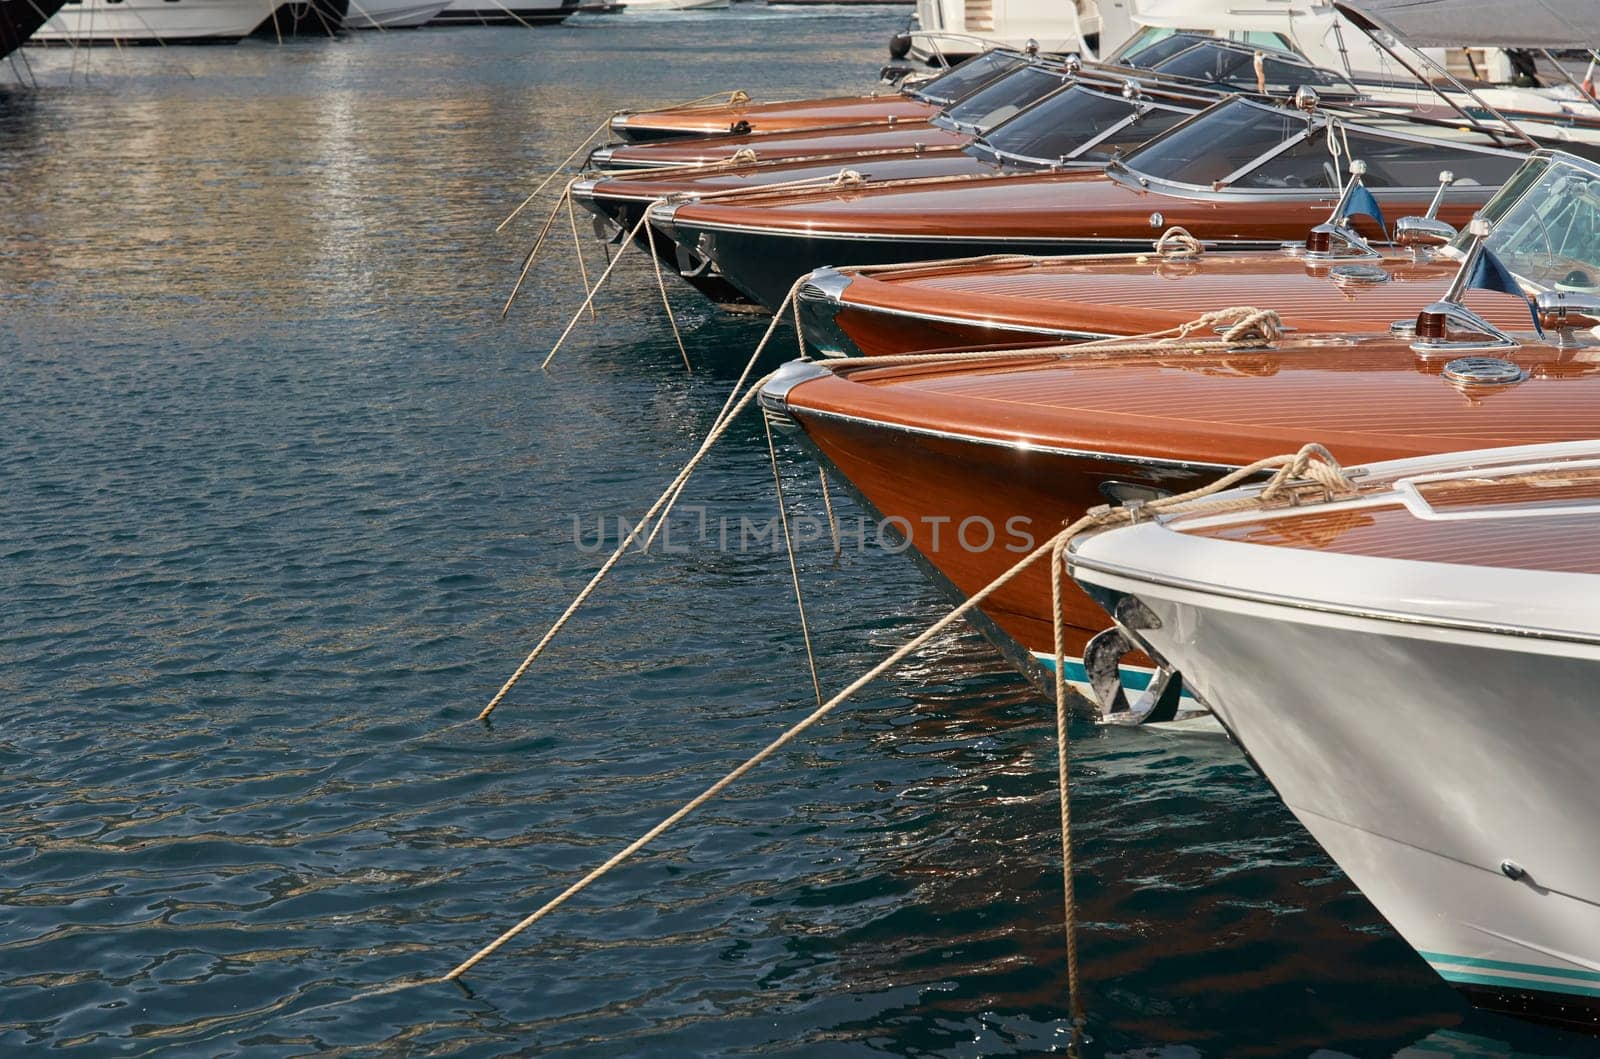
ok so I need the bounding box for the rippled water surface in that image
[2,13,1597,1056]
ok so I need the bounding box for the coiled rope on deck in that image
[441,443,1359,992]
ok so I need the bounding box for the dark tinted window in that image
[1151,44,1349,93]
[1229,129,1521,190]
[911,52,1028,106]
[1077,107,1192,161]
[1341,133,1521,189]
[1119,33,1205,68]
[1122,99,1307,185]
[985,87,1191,162]
[943,65,1071,130]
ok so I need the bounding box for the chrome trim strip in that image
[785,403,1240,475]
[1216,121,1319,189]
[829,295,1113,342]
[758,358,833,409]
[652,213,1283,247]
[1068,551,1600,648]
[795,266,853,303]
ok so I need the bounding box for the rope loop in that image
[1257,442,1360,502]
[1153,226,1204,259]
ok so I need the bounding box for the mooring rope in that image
[565,191,595,322]
[642,211,693,373]
[533,169,868,367]
[485,303,1285,721]
[1049,542,1085,1029]
[496,90,755,234]
[642,279,808,552]
[442,444,1359,986]
[818,468,841,563]
[809,306,1285,374]
[1153,225,1204,259]
[765,414,825,711]
[480,279,811,720]
[501,179,578,320]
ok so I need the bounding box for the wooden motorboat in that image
[1069,438,1600,1031]
[796,153,1560,357]
[605,47,1027,144]
[757,149,1600,715]
[651,95,1536,312]
[574,76,1217,308]
[596,35,1359,169]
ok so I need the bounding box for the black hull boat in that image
[252,0,351,38]
[2,0,66,56]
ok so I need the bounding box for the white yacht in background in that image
[1069,439,1600,1031]
[427,0,575,24]
[621,0,728,10]
[343,0,448,27]
[901,0,1105,64]
[31,0,278,43]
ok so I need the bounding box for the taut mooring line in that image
[443,443,1359,988]
[765,414,824,711]
[475,365,781,721]
[495,91,753,234]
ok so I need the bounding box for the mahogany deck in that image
[600,121,966,168]
[589,146,997,205]
[778,339,1600,662]
[829,252,1535,354]
[1185,464,1600,573]
[662,168,1487,242]
[614,94,937,140]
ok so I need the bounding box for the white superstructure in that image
[32,0,277,43]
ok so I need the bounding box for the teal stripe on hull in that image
[1420,950,1600,986]
[1032,653,1192,698]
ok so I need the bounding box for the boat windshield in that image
[934,63,1072,132]
[1474,156,1600,294]
[1148,41,1356,96]
[979,86,1194,164]
[1117,98,1522,191]
[1120,98,1314,187]
[1117,31,1214,68]
[909,51,1028,106]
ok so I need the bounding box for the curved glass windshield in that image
[983,88,1194,163]
[1118,31,1203,67]
[911,51,1027,106]
[1151,43,1351,93]
[1235,128,1522,191]
[1477,157,1600,293]
[938,64,1071,131]
[1121,99,1311,186]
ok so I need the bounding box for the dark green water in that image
[1,11,1596,1056]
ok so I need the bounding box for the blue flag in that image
[1466,245,1538,333]
[1344,183,1387,237]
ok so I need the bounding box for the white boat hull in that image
[344,0,446,26]
[32,0,277,42]
[1072,537,1600,1030]
[427,0,573,23]
[622,0,728,9]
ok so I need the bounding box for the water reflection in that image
[4,12,1600,1057]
